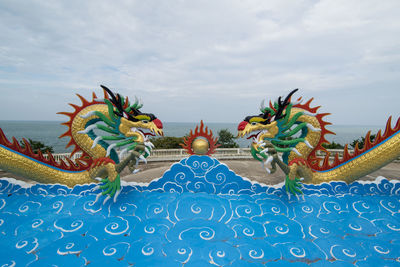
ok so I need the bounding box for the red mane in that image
[293,97,400,171]
[0,128,89,171]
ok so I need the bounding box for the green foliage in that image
[322,141,344,149]
[149,136,184,149]
[217,129,239,148]
[350,134,376,149]
[20,138,54,153]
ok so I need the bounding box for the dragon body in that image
[238,89,400,195]
[0,86,163,200]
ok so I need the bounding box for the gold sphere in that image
[192,137,210,155]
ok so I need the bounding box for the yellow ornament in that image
[192,137,210,155]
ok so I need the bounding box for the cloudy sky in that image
[0,0,399,126]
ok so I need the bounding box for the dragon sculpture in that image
[0,85,163,202]
[238,89,400,195]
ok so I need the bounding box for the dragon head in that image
[101,85,163,144]
[238,89,298,144]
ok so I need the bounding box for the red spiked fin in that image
[294,97,320,113]
[310,116,400,171]
[123,96,129,109]
[269,101,277,112]
[294,97,336,170]
[58,91,104,163]
[0,128,91,171]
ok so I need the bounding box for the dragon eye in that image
[251,122,257,126]
[142,120,149,123]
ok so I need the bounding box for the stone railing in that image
[44,148,399,163]
[44,148,253,162]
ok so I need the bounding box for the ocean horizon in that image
[0,120,386,153]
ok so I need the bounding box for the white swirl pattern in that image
[0,155,399,266]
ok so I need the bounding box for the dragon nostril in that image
[238,121,248,131]
[153,118,163,129]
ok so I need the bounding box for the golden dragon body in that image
[0,86,163,199]
[238,89,400,194]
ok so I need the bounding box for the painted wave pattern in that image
[0,156,399,266]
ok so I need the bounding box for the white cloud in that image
[0,0,399,126]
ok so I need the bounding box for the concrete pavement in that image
[1,159,399,185]
[120,159,400,185]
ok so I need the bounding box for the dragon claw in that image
[113,189,121,203]
[139,155,147,164]
[144,141,155,149]
[285,175,303,196]
[265,156,273,165]
[92,185,101,191]
[132,169,140,174]
[94,174,121,204]
[93,192,102,204]
[103,196,111,205]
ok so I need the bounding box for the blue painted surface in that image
[0,155,400,266]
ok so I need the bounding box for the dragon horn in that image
[100,85,117,102]
[100,85,124,116]
[275,88,299,120]
[260,99,266,111]
[282,88,299,106]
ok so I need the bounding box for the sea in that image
[0,120,385,153]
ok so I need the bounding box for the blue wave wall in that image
[0,155,399,266]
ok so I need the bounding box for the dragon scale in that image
[0,143,93,186]
[238,89,400,194]
[283,108,400,184]
[0,86,163,199]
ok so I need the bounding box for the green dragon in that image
[238,89,400,196]
[0,85,163,202]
